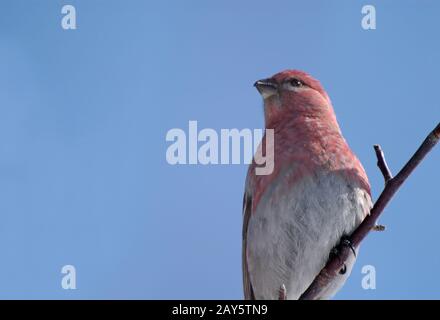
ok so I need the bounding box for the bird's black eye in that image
[289,78,303,87]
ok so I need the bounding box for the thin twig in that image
[374,144,393,183]
[372,224,385,231]
[299,122,440,300]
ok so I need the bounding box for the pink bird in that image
[243,70,372,299]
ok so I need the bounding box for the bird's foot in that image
[340,236,357,258]
[329,236,357,275]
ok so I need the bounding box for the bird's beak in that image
[254,78,278,98]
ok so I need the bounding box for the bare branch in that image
[299,122,440,300]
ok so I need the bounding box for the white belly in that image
[246,166,371,299]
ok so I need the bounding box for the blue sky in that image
[0,0,439,299]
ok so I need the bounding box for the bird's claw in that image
[329,236,357,275]
[330,237,356,259]
[340,236,357,258]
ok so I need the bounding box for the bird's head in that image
[254,70,333,127]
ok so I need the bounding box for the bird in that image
[242,70,372,300]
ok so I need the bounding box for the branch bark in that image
[299,122,440,300]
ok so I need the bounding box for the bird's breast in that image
[247,123,370,212]
[246,165,372,299]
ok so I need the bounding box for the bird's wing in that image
[242,192,255,300]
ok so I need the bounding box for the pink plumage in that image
[243,70,372,299]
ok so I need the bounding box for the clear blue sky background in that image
[0,0,439,299]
